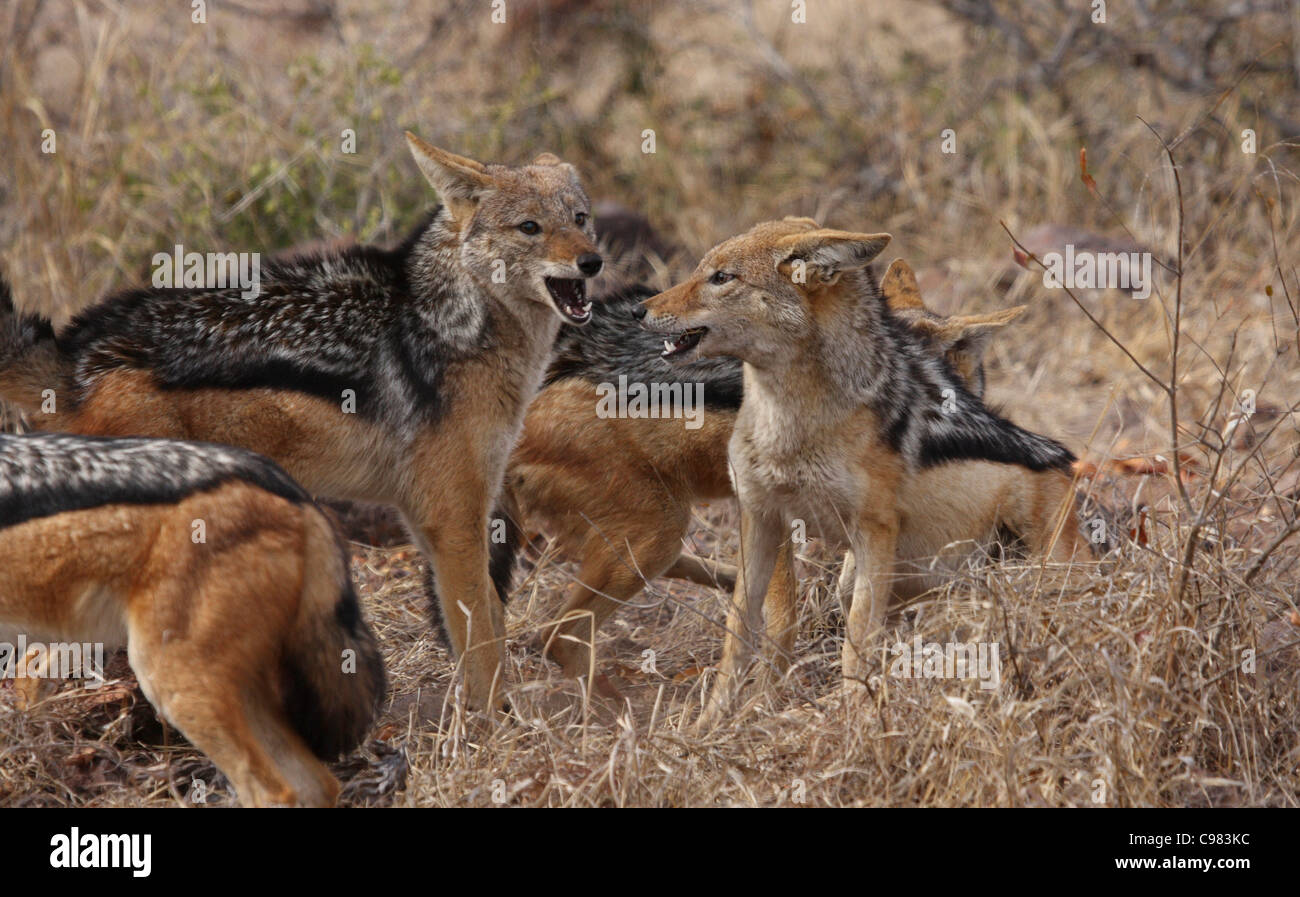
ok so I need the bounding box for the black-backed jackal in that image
[637,218,1083,718]
[0,136,602,712]
[0,432,385,806]
[509,251,1054,693]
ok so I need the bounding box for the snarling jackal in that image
[637,219,1082,715]
[0,136,603,711]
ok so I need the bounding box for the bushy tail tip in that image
[282,512,386,760]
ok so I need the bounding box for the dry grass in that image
[1,0,1298,807]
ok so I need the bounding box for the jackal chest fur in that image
[729,387,897,544]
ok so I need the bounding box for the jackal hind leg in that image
[125,551,340,807]
[545,519,686,697]
[129,626,334,807]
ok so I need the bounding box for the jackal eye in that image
[709,271,734,285]
[574,212,588,227]
[518,221,541,235]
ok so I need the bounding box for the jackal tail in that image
[0,275,64,415]
[283,508,386,759]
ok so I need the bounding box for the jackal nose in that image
[631,303,647,321]
[577,253,603,276]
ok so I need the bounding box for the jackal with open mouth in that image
[0,136,603,712]
[637,218,1083,717]
[508,234,1066,694]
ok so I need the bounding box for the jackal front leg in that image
[842,510,899,693]
[761,540,798,678]
[409,498,507,714]
[700,508,783,725]
[836,550,857,609]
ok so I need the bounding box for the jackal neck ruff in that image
[0,432,311,530]
[55,207,561,437]
[735,267,1075,476]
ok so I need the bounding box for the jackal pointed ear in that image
[881,259,924,310]
[914,304,1028,348]
[776,229,891,285]
[909,304,1029,366]
[949,304,1028,337]
[405,132,496,218]
[933,305,1027,396]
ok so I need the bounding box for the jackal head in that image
[636,218,890,368]
[406,132,603,324]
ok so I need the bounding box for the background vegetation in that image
[1,0,1297,807]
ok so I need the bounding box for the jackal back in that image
[0,431,310,530]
